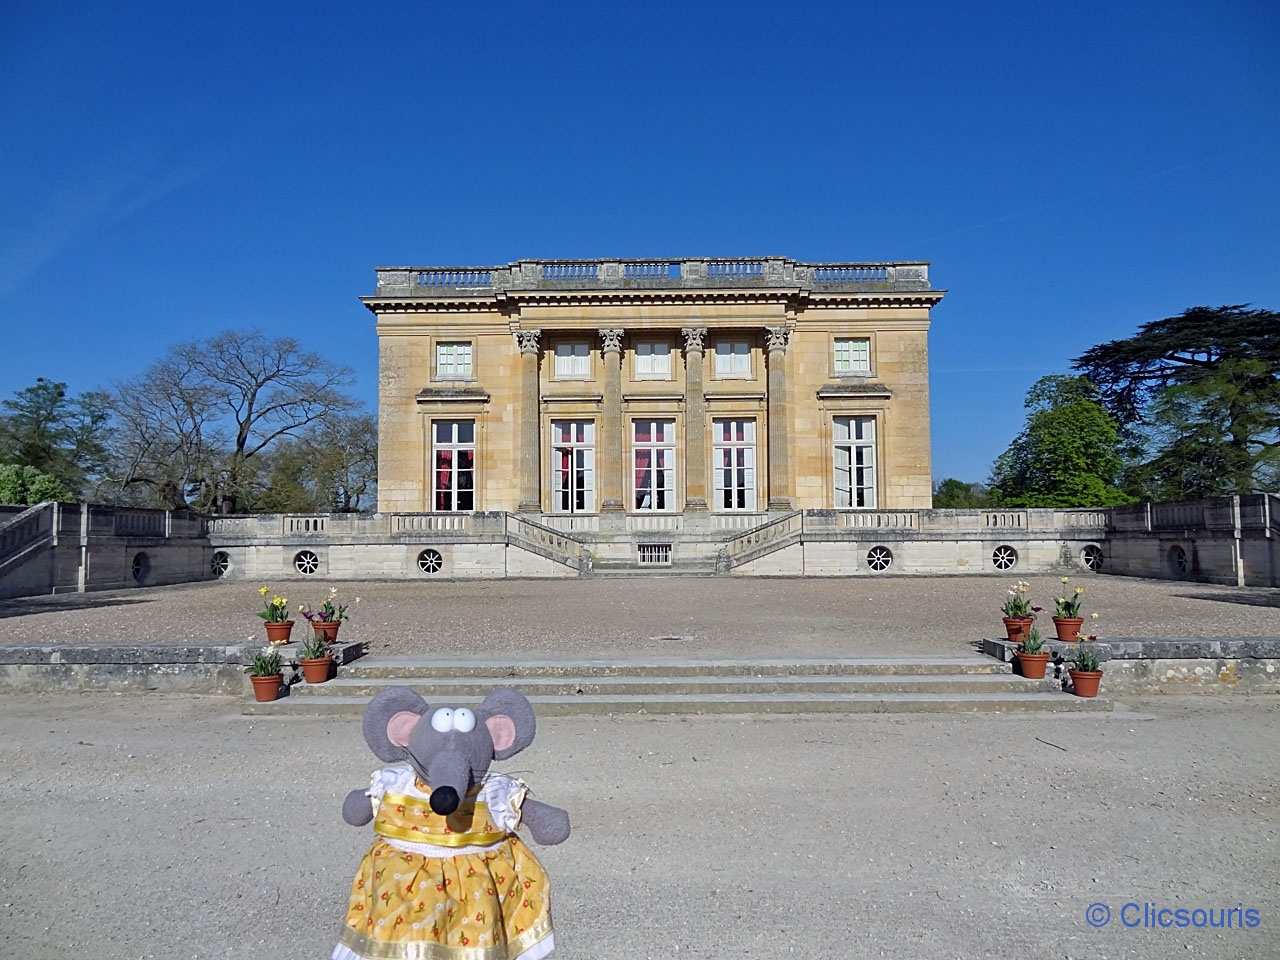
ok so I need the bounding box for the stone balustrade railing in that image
[373,258,933,296]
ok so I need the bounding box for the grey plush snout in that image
[427,748,471,815]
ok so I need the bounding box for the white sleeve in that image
[482,775,529,832]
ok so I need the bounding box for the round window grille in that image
[211,551,230,578]
[992,545,1018,570]
[1168,545,1188,577]
[131,552,150,583]
[294,550,320,575]
[1081,544,1104,572]
[866,546,893,572]
[418,549,444,574]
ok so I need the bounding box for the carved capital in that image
[599,328,624,354]
[515,329,541,355]
[765,326,791,353]
[681,327,708,353]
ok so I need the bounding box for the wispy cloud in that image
[0,151,223,300]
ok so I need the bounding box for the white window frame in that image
[435,341,473,379]
[553,342,592,379]
[714,340,751,378]
[712,418,756,511]
[432,420,475,512]
[833,337,871,376]
[632,419,676,512]
[833,416,876,508]
[550,420,595,513]
[633,341,671,380]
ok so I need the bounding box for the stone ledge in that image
[981,636,1280,694]
[0,640,368,694]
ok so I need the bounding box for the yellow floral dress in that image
[333,764,555,960]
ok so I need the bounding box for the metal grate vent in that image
[638,543,673,565]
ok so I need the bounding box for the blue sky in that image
[2,0,1277,484]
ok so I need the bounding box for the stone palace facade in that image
[367,257,942,521]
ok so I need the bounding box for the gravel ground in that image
[2,575,1280,658]
[0,693,1276,960]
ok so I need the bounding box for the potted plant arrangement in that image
[1051,578,1087,642]
[245,646,285,702]
[1015,625,1051,679]
[257,586,294,644]
[1000,581,1038,643]
[299,587,358,643]
[297,631,334,684]
[1067,641,1103,698]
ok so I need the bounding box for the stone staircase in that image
[243,655,1110,715]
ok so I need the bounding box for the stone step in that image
[285,673,1051,699]
[244,690,1110,716]
[339,656,1011,679]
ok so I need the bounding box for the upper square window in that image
[834,337,871,375]
[634,342,671,380]
[554,343,592,378]
[714,341,751,377]
[436,342,472,379]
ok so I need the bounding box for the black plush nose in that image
[430,786,460,815]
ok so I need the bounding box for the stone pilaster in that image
[765,326,793,510]
[599,329,625,512]
[516,329,542,512]
[681,327,708,511]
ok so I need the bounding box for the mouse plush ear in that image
[363,687,430,761]
[478,688,537,760]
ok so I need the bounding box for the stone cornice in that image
[816,382,894,400]
[414,386,491,403]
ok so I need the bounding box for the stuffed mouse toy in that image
[333,687,570,960]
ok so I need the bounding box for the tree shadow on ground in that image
[0,595,152,620]
[1172,589,1280,609]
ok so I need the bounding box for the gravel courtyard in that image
[0,693,1276,960]
[3,574,1280,659]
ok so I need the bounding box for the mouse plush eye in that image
[430,708,455,732]
[452,708,476,732]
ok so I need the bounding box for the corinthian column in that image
[765,326,793,510]
[516,329,542,512]
[681,327,708,511]
[599,329,625,512]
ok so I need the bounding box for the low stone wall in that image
[981,637,1280,695]
[0,640,366,695]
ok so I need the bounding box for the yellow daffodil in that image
[1075,586,1084,595]
[1060,577,1070,584]
[259,586,270,596]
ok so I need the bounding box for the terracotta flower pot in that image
[263,620,294,644]
[300,656,333,684]
[310,620,341,643]
[1002,617,1033,643]
[1053,617,1083,642]
[1068,669,1103,698]
[1016,651,1052,680]
[250,674,283,702]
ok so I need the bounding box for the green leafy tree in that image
[1125,359,1280,499]
[931,478,990,508]
[0,379,111,497]
[0,464,69,505]
[1073,305,1280,496]
[988,375,1134,508]
[247,413,378,513]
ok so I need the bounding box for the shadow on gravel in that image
[1172,589,1280,609]
[0,595,153,619]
